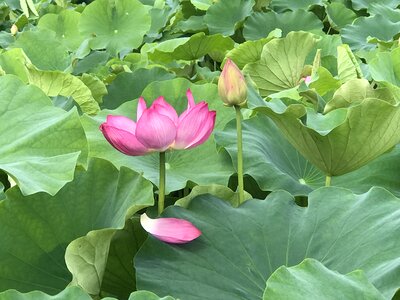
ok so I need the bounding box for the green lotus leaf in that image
[72,51,110,75]
[337,44,363,82]
[148,32,234,63]
[0,48,29,82]
[251,94,400,175]
[0,49,100,114]
[37,10,84,52]
[215,113,400,196]
[368,3,400,23]
[351,0,400,10]
[81,78,234,193]
[244,31,317,96]
[173,15,207,34]
[308,67,341,96]
[146,1,179,41]
[323,79,388,113]
[270,0,322,11]
[190,0,212,10]
[204,0,254,36]
[341,15,400,51]
[11,29,71,71]
[325,2,357,30]
[0,158,153,294]
[26,66,100,115]
[0,286,92,300]
[369,47,400,87]
[263,258,385,299]
[225,30,281,69]
[135,187,400,299]
[79,0,151,55]
[80,73,108,104]
[0,75,87,195]
[101,218,147,299]
[102,67,175,109]
[243,10,323,41]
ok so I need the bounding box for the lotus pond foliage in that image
[0,0,399,299]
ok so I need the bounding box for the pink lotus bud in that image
[304,76,312,85]
[140,213,201,244]
[100,90,216,156]
[218,58,247,106]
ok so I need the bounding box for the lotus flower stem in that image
[235,105,244,204]
[325,175,331,187]
[158,151,166,215]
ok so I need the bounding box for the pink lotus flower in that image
[140,213,201,244]
[100,89,216,156]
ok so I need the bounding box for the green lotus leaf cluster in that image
[246,31,400,176]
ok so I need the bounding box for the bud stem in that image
[235,105,244,204]
[158,151,166,215]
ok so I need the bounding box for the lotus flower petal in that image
[151,96,179,126]
[174,102,216,149]
[140,213,201,244]
[100,116,149,156]
[136,107,177,151]
[137,97,147,120]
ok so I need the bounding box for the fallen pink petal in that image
[140,213,202,244]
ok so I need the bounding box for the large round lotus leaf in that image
[252,97,400,176]
[243,11,323,41]
[37,10,84,51]
[79,0,151,54]
[215,113,400,196]
[0,286,92,300]
[81,78,234,193]
[204,0,254,36]
[263,258,385,299]
[326,2,357,31]
[135,187,400,299]
[341,15,400,51]
[0,75,87,195]
[11,29,71,71]
[244,31,317,97]
[0,158,153,293]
